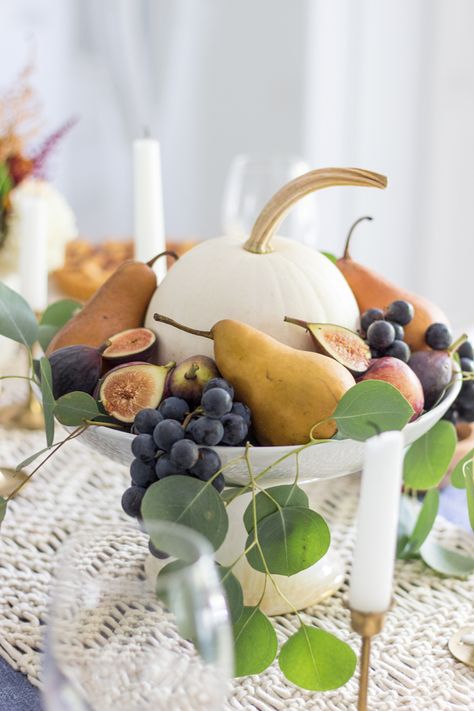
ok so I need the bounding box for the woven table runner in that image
[0,422,473,710]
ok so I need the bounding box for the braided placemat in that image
[0,421,473,710]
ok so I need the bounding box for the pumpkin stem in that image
[284,316,309,330]
[343,216,373,260]
[244,168,387,255]
[153,314,213,340]
[146,250,179,268]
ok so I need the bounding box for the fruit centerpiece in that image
[1,166,472,693]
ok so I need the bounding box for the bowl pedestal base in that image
[145,480,346,616]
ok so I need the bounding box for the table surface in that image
[0,485,469,711]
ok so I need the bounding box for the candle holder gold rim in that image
[349,606,390,711]
[449,625,474,668]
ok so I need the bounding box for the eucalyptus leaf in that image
[40,357,55,446]
[15,445,52,470]
[38,299,81,352]
[0,280,38,348]
[142,476,229,552]
[332,380,413,441]
[221,487,244,504]
[279,625,357,691]
[451,448,474,489]
[321,251,337,264]
[218,566,244,624]
[403,420,457,490]
[0,496,7,525]
[464,466,474,533]
[399,489,439,558]
[246,507,330,576]
[243,484,309,533]
[233,606,277,677]
[54,392,100,426]
[420,540,474,577]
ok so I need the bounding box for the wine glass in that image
[221,154,318,246]
[42,522,233,711]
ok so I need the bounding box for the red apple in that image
[358,357,424,419]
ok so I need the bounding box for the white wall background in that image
[0,0,473,328]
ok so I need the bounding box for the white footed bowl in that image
[78,374,461,487]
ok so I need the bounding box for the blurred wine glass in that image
[222,154,318,246]
[43,522,233,711]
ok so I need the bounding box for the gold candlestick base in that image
[449,626,474,667]
[0,385,44,430]
[350,609,387,711]
[0,467,30,498]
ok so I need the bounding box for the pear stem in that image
[448,333,468,355]
[153,314,214,340]
[284,316,309,330]
[147,250,179,268]
[343,216,373,260]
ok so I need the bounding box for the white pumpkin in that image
[145,167,387,363]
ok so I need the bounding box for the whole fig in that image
[168,355,219,405]
[48,345,103,399]
[409,350,452,410]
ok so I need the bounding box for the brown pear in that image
[47,251,176,354]
[154,314,355,445]
[337,217,448,352]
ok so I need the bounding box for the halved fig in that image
[284,317,371,374]
[102,328,157,365]
[99,361,174,423]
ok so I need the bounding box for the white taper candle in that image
[349,431,404,613]
[133,137,167,282]
[18,195,48,313]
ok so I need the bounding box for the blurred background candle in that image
[18,195,48,314]
[349,431,404,613]
[133,136,167,281]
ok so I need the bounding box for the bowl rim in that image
[84,370,462,454]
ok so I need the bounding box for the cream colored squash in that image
[145,168,387,363]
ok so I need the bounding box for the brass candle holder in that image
[350,608,387,711]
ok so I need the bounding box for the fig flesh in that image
[48,345,102,399]
[102,328,157,365]
[99,362,174,423]
[168,355,219,404]
[409,350,452,410]
[284,317,371,374]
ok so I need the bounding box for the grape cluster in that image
[360,300,413,362]
[444,339,474,424]
[121,377,252,544]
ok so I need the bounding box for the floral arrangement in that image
[0,65,77,277]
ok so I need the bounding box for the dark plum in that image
[409,350,452,410]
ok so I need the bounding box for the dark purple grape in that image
[158,397,189,422]
[131,433,157,462]
[458,381,474,408]
[121,486,146,518]
[367,321,396,350]
[461,358,474,373]
[190,448,224,491]
[458,401,474,422]
[385,300,414,326]
[442,407,458,425]
[202,378,234,400]
[201,388,232,419]
[170,439,199,469]
[153,419,185,451]
[130,458,156,486]
[134,408,163,434]
[360,308,384,333]
[387,321,405,341]
[369,348,382,359]
[186,417,224,445]
[221,413,248,445]
[148,539,169,559]
[458,340,474,360]
[425,323,452,350]
[385,340,411,363]
[155,454,185,478]
[231,402,251,425]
